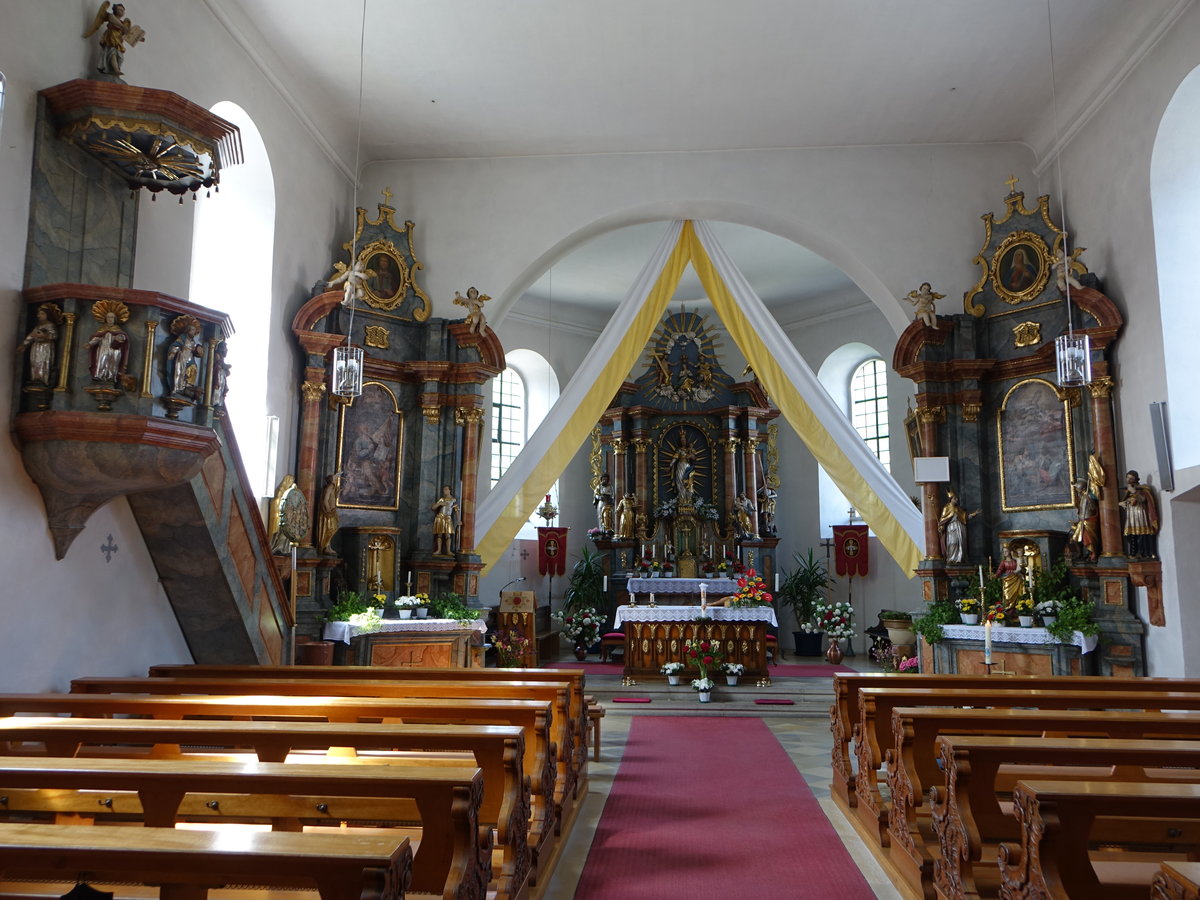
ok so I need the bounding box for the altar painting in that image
[997,378,1074,511]
[337,381,404,510]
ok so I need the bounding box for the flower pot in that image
[650,571,660,578]
[667,674,681,685]
[882,619,916,646]
[794,631,824,657]
[697,691,712,703]
[826,638,844,665]
[960,614,980,625]
[398,609,413,619]
[725,675,739,686]
[1041,615,1057,628]
[573,645,588,661]
[1018,615,1034,627]
[415,607,428,618]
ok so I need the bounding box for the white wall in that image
[0,1,347,689]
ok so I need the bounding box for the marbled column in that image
[723,437,740,533]
[915,405,946,560]
[1087,377,1122,557]
[611,438,627,500]
[633,437,650,538]
[455,406,484,554]
[742,420,759,525]
[297,378,327,546]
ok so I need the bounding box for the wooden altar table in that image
[613,605,778,679]
[322,617,488,667]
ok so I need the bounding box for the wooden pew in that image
[999,780,1200,900]
[146,664,592,797]
[0,716,530,900]
[1152,861,1200,900]
[885,707,1200,900]
[855,686,1200,849]
[72,676,578,829]
[829,674,1200,811]
[0,693,556,872]
[929,736,1200,900]
[0,822,412,900]
[0,756,486,899]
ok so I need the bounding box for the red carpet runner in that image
[574,716,876,899]
[546,661,854,677]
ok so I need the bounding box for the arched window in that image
[490,367,526,487]
[189,101,275,497]
[850,358,890,471]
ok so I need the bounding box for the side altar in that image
[586,310,781,610]
[613,605,778,683]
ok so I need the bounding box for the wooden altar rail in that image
[883,706,1200,900]
[0,822,412,900]
[0,756,483,899]
[71,676,578,833]
[855,687,1200,849]
[999,780,1200,900]
[829,674,1200,811]
[145,664,591,796]
[0,692,556,879]
[0,716,530,900]
[930,735,1200,900]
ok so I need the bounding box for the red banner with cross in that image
[833,525,869,577]
[537,526,569,576]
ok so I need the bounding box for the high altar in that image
[895,179,1153,676]
[586,310,781,601]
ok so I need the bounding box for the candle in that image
[709,543,714,558]
[407,570,412,586]
[978,564,985,597]
[775,573,780,592]
[652,546,656,559]
[649,592,655,605]
[700,583,707,602]
[984,620,993,665]
[603,576,608,592]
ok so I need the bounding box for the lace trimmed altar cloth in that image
[322,617,488,645]
[939,623,1098,654]
[613,604,778,628]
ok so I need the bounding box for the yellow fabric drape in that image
[477,220,920,577]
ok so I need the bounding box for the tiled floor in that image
[540,654,903,899]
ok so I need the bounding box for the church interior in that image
[4,1,1200,898]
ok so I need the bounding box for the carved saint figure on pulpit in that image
[1120,470,1159,559]
[593,473,614,531]
[938,489,979,563]
[17,303,63,386]
[167,316,204,396]
[87,301,130,383]
[616,493,637,539]
[431,485,459,555]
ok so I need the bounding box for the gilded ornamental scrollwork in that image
[422,405,441,425]
[364,325,390,349]
[914,406,946,425]
[1087,376,1114,399]
[301,381,327,403]
[960,402,982,423]
[1013,321,1042,348]
[455,407,484,426]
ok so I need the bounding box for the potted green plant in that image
[778,550,835,656]
[913,598,958,646]
[563,546,607,614]
[326,590,369,622]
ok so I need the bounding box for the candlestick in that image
[984,620,993,665]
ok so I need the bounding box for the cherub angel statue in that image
[904,282,944,328]
[328,257,371,307]
[453,286,491,334]
[1054,243,1085,293]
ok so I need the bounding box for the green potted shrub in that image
[778,550,835,656]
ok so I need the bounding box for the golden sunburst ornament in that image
[91,135,206,182]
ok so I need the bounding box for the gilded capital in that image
[301,381,327,403]
[423,405,442,425]
[723,438,741,452]
[455,406,484,426]
[632,438,652,453]
[1087,376,1114,399]
[960,402,982,423]
[914,405,946,425]
[611,439,628,455]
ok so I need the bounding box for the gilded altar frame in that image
[996,377,1076,512]
[336,381,405,510]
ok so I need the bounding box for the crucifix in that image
[381,186,393,206]
[1005,174,1019,194]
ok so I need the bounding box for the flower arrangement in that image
[650,559,663,572]
[637,555,651,574]
[684,636,724,679]
[660,662,684,675]
[811,599,855,639]
[956,597,980,614]
[395,595,421,609]
[1035,598,1061,616]
[898,656,919,673]
[554,606,601,648]
[492,628,531,667]
[690,676,715,692]
[701,559,716,576]
[347,607,382,631]
[984,601,1006,624]
[662,559,675,574]
[729,568,774,607]
[720,662,745,675]
[716,559,730,575]
[1013,596,1034,615]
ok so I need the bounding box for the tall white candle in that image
[649,592,655,605]
[984,620,993,665]
[978,564,985,597]
[603,575,608,592]
[652,545,656,559]
[775,573,780,592]
[700,583,707,602]
[407,570,412,586]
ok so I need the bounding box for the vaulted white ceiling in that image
[215,0,1188,315]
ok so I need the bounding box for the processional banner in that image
[833,525,869,577]
[537,526,569,576]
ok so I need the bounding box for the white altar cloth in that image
[613,604,778,628]
[939,623,1098,654]
[322,617,488,645]
[626,577,741,595]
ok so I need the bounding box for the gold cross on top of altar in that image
[381,187,393,207]
[1005,174,1020,195]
